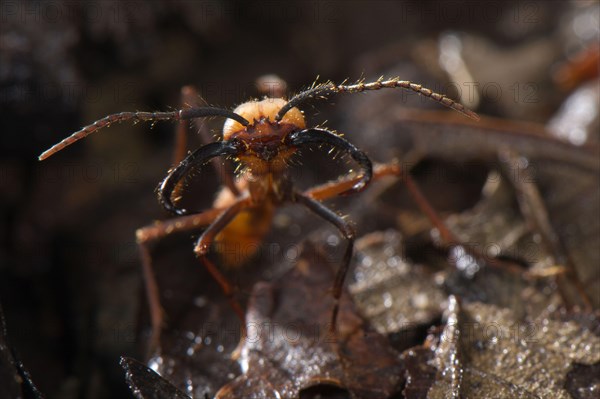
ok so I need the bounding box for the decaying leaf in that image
[532,158,600,308]
[121,357,191,399]
[341,105,599,315]
[217,243,404,398]
[0,305,24,399]
[564,362,600,399]
[0,304,43,399]
[349,230,445,350]
[406,297,600,398]
[445,173,549,270]
[443,173,564,318]
[384,112,600,309]
[428,296,462,398]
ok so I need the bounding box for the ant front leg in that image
[294,192,356,337]
[135,207,226,353]
[177,85,240,195]
[306,163,403,201]
[192,197,252,333]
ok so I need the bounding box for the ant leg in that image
[294,192,355,336]
[255,74,287,98]
[176,86,240,196]
[172,87,194,166]
[137,243,164,354]
[167,87,195,204]
[402,173,525,274]
[305,162,525,275]
[193,198,252,329]
[135,207,227,353]
[306,163,403,201]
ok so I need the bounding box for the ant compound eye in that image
[228,137,244,149]
[224,137,246,154]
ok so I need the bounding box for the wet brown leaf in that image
[402,113,600,308]
[564,362,600,399]
[0,305,43,399]
[0,307,23,399]
[121,357,191,399]
[347,109,599,309]
[401,346,437,399]
[445,173,547,269]
[217,243,403,399]
[455,300,598,397]
[426,296,462,399]
[349,230,445,350]
[403,297,600,398]
[402,348,540,399]
[551,308,600,337]
[443,173,563,318]
[533,159,600,308]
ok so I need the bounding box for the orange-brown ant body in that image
[39,78,478,350]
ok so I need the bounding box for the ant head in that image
[223,98,306,173]
[223,98,305,139]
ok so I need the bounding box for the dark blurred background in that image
[1,0,598,398]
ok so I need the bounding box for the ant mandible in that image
[39,77,478,350]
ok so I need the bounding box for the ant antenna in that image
[275,78,479,122]
[39,107,249,161]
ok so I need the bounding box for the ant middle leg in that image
[306,162,526,276]
[401,173,525,274]
[306,163,403,201]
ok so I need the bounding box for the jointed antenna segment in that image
[276,78,480,122]
[38,111,178,161]
[39,108,249,161]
